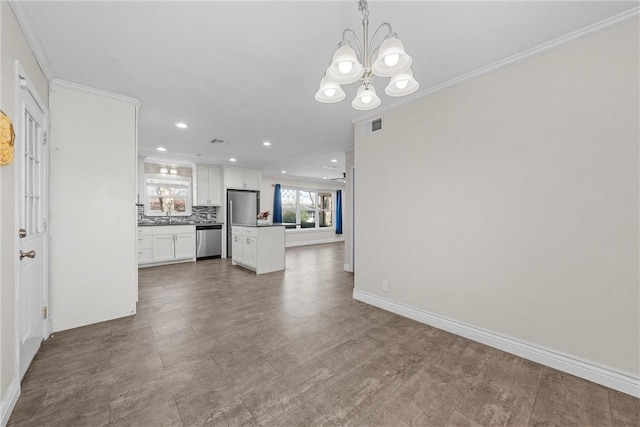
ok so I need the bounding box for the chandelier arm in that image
[341,28,364,60]
[368,22,394,55]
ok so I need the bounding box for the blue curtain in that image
[273,184,283,223]
[335,190,343,234]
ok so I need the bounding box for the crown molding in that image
[351,7,640,124]
[51,79,140,106]
[9,1,55,81]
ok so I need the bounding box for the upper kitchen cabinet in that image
[195,165,221,206]
[224,167,262,190]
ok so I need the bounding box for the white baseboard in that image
[1,377,20,427]
[353,289,640,398]
[286,238,344,248]
[344,263,353,272]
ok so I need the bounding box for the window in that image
[144,162,193,216]
[280,187,334,230]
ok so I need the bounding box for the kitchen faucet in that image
[166,200,174,222]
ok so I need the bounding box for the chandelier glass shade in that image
[315,77,346,103]
[315,0,419,111]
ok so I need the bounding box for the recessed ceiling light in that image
[322,177,328,179]
[156,147,167,152]
[175,122,188,129]
[281,170,287,174]
[262,141,271,146]
[331,159,338,163]
[229,158,236,162]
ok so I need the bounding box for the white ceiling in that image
[14,1,638,181]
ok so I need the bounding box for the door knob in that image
[20,250,36,260]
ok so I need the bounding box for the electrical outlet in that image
[382,280,389,292]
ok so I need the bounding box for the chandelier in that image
[315,0,419,111]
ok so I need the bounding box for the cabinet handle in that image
[20,250,36,260]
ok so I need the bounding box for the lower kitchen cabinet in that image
[137,227,153,264]
[152,234,176,262]
[231,225,284,274]
[175,232,196,259]
[138,225,196,267]
[232,232,257,268]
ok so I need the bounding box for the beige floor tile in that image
[360,406,410,427]
[109,398,183,427]
[383,365,470,426]
[266,331,340,373]
[202,399,259,427]
[311,354,414,426]
[268,402,332,427]
[240,359,335,424]
[444,410,485,427]
[529,367,612,426]
[609,389,640,427]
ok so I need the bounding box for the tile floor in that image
[8,243,639,426]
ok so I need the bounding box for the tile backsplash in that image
[191,206,218,222]
[138,205,218,223]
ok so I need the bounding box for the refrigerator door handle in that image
[229,200,233,226]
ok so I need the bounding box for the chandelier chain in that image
[357,0,369,18]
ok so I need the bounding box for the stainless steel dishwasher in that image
[196,224,222,260]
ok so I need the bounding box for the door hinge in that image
[43,132,48,144]
[43,306,48,320]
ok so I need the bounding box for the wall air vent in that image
[362,117,383,136]
[210,138,225,145]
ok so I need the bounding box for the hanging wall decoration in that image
[0,110,15,166]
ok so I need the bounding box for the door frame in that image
[13,60,51,378]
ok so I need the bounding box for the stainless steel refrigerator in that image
[227,189,259,257]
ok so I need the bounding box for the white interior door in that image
[16,63,49,379]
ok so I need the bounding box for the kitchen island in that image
[231,224,285,274]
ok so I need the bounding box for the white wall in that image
[354,19,639,393]
[260,175,345,247]
[0,2,49,422]
[49,81,138,332]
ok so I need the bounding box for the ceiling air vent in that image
[362,117,383,136]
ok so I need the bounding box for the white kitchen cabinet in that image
[243,170,261,190]
[137,227,152,264]
[231,225,284,274]
[231,233,244,265]
[224,167,262,190]
[196,165,221,206]
[232,230,257,268]
[139,225,196,267]
[244,236,257,268]
[152,234,175,262]
[175,232,196,259]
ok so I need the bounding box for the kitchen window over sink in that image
[144,162,193,216]
[281,187,333,230]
